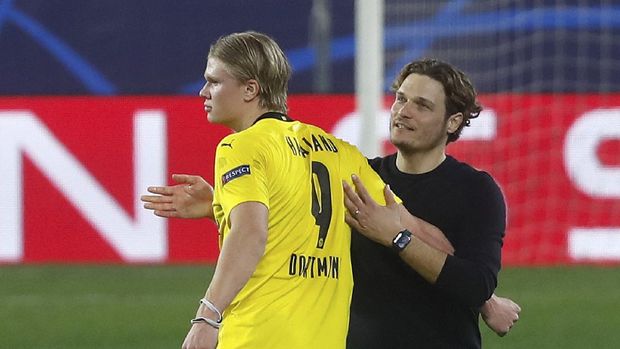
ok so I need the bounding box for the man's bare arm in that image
[182,201,268,349]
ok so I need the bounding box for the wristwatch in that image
[391,229,413,253]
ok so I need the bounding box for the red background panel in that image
[1,95,619,265]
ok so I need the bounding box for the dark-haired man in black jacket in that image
[343,59,515,348]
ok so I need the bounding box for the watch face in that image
[393,230,412,251]
[396,234,411,248]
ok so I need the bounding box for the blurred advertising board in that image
[1,95,619,265]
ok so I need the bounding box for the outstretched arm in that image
[141,174,214,219]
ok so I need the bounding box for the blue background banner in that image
[1,0,619,95]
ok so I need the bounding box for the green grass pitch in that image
[1,265,619,348]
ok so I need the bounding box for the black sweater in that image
[347,154,506,349]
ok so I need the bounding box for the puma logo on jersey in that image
[221,141,234,148]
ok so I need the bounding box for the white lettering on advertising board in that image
[0,110,167,262]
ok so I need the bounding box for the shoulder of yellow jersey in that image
[216,124,275,153]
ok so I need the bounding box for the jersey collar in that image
[252,112,294,125]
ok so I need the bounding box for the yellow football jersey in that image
[212,113,391,349]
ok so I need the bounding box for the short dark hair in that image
[391,59,482,143]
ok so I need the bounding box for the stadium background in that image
[1,0,620,348]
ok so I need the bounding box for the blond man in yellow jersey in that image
[176,31,404,349]
[212,113,391,348]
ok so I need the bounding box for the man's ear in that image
[447,112,463,134]
[244,79,260,102]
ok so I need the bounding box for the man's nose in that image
[199,83,209,98]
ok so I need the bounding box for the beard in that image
[390,129,447,155]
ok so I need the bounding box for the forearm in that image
[396,206,453,283]
[196,202,268,320]
[435,252,500,307]
[199,229,265,319]
[398,236,448,284]
[399,206,454,255]
[401,212,499,303]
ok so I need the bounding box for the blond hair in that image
[209,31,291,113]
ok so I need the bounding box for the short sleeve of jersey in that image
[214,133,270,223]
[343,143,402,206]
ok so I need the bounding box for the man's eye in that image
[417,102,431,110]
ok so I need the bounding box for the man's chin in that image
[389,134,408,147]
[390,137,415,153]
